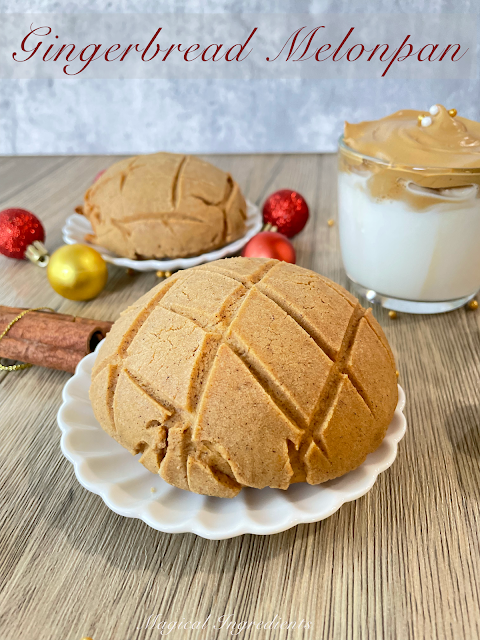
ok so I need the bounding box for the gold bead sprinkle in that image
[388,310,397,319]
[467,299,478,310]
[327,219,335,227]
[126,268,135,276]
[156,270,165,278]
[164,271,172,278]
[396,370,399,378]
[448,108,457,117]
[418,114,425,124]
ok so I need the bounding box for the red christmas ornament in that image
[94,169,106,182]
[0,208,45,259]
[263,189,309,238]
[241,231,296,264]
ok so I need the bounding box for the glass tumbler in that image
[337,137,480,313]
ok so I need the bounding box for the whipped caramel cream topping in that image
[344,105,480,169]
[340,105,480,210]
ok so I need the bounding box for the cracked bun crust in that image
[82,153,247,259]
[90,258,398,498]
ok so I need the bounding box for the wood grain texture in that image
[0,155,479,640]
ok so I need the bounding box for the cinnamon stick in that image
[0,306,113,373]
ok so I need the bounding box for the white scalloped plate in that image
[57,343,407,540]
[62,201,262,272]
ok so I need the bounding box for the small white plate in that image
[62,201,263,272]
[57,343,407,540]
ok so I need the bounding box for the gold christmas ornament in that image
[47,244,108,301]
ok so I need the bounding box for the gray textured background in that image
[1,0,479,155]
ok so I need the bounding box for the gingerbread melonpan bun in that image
[81,152,247,260]
[90,258,398,498]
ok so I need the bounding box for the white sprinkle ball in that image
[429,105,439,116]
[421,116,433,127]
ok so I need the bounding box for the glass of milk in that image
[337,137,480,314]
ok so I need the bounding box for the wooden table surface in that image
[0,155,479,640]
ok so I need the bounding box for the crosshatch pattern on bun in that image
[82,153,247,260]
[90,258,398,498]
